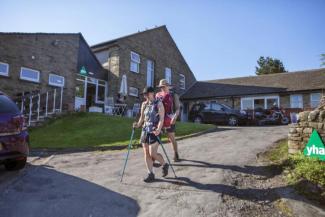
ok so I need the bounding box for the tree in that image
[321,54,325,66]
[255,56,287,75]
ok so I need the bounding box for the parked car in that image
[189,102,248,126]
[0,92,29,171]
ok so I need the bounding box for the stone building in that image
[91,26,197,112]
[181,68,325,118]
[0,33,108,111]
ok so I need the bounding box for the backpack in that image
[156,91,180,127]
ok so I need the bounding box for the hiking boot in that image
[162,163,169,177]
[153,162,162,168]
[143,172,155,183]
[173,152,181,162]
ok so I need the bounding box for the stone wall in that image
[288,96,325,154]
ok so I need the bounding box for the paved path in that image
[0,126,324,217]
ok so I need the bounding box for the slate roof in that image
[181,68,325,100]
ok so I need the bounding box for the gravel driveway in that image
[0,125,324,217]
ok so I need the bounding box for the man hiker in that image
[133,86,169,183]
[156,79,181,162]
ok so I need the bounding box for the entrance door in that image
[86,83,96,108]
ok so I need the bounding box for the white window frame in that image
[95,79,107,104]
[240,95,280,110]
[310,93,321,108]
[165,67,172,84]
[146,59,154,87]
[0,62,9,76]
[290,94,303,108]
[49,73,65,87]
[130,51,140,73]
[241,98,254,110]
[129,87,139,97]
[20,67,40,83]
[179,73,186,90]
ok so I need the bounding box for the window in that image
[20,67,40,82]
[49,74,65,87]
[241,98,253,110]
[241,96,279,110]
[75,80,85,98]
[179,74,186,89]
[254,99,265,110]
[266,98,279,109]
[290,94,303,108]
[130,51,140,73]
[0,62,9,76]
[202,102,210,111]
[96,80,106,103]
[165,67,172,84]
[211,102,223,111]
[146,60,154,86]
[310,93,321,108]
[95,50,109,66]
[129,87,139,97]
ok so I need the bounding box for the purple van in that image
[0,91,29,170]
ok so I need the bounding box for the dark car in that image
[189,102,248,126]
[0,92,29,170]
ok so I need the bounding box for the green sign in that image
[303,129,325,161]
[80,66,87,75]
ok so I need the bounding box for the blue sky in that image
[1,0,324,80]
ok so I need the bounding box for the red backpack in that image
[156,92,174,128]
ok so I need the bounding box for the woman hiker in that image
[133,86,169,183]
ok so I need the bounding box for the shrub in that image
[286,153,325,187]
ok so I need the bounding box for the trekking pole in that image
[120,127,135,182]
[156,136,177,178]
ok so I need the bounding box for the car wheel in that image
[194,116,203,124]
[4,157,27,171]
[228,116,238,126]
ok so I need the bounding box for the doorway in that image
[86,83,96,108]
[74,75,108,111]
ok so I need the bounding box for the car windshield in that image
[0,95,20,114]
[191,104,201,111]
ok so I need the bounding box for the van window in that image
[0,95,20,114]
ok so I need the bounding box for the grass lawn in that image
[29,112,215,149]
[265,139,289,163]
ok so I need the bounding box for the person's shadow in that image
[152,158,325,209]
[174,159,284,178]
[0,164,140,217]
[153,176,324,209]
